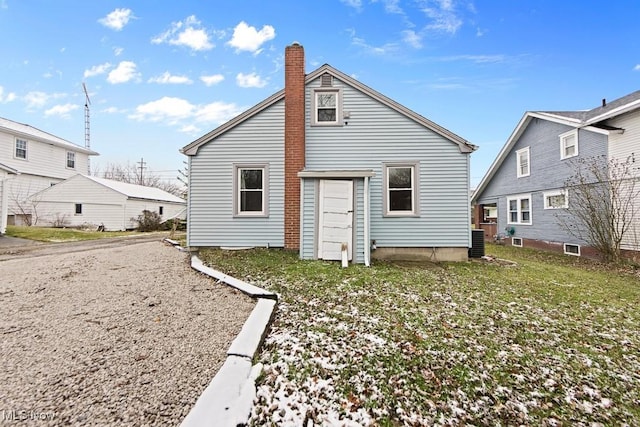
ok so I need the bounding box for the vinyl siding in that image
[607,109,640,251]
[34,175,186,230]
[476,118,607,245]
[306,76,471,248]
[187,101,285,248]
[2,129,90,218]
[1,130,89,178]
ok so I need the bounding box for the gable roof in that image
[0,116,98,155]
[471,90,640,203]
[84,175,185,203]
[181,64,477,155]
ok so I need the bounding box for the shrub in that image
[133,210,162,232]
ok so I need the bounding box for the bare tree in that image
[92,162,185,198]
[9,183,45,226]
[557,154,640,263]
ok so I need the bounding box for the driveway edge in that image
[170,243,277,427]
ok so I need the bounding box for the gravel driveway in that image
[0,239,255,426]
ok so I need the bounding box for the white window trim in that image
[382,162,420,217]
[66,151,76,169]
[516,147,530,178]
[233,163,269,218]
[543,189,568,209]
[311,88,343,126]
[15,138,28,160]
[512,237,523,247]
[559,129,579,160]
[506,194,532,225]
[564,243,581,256]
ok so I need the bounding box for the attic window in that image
[15,138,27,159]
[321,73,333,87]
[312,89,342,126]
[560,130,578,160]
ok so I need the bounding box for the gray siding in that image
[477,118,608,245]
[187,101,285,248]
[305,76,471,248]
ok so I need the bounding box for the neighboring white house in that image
[31,174,186,231]
[0,162,19,234]
[0,116,98,226]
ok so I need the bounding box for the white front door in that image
[318,179,353,261]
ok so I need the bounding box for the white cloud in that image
[634,64,640,71]
[200,74,225,86]
[1,0,7,9]
[350,33,399,56]
[227,21,275,54]
[129,96,243,130]
[236,72,267,88]
[152,15,213,51]
[84,62,112,78]
[98,8,135,31]
[148,72,193,85]
[0,86,17,103]
[44,103,78,118]
[420,0,463,34]
[340,0,362,10]
[24,91,65,109]
[102,106,126,114]
[113,47,124,56]
[402,30,422,48]
[129,97,195,124]
[107,61,140,84]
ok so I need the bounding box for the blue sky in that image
[1,1,639,186]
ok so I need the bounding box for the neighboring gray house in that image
[472,90,640,257]
[31,174,186,231]
[181,43,477,264]
[0,162,19,234]
[0,116,98,226]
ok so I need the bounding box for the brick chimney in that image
[284,42,305,250]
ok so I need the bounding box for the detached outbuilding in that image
[32,174,186,231]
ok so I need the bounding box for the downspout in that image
[364,176,370,267]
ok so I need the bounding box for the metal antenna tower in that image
[83,82,91,175]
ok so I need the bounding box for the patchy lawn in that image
[199,244,640,426]
[6,225,141,242]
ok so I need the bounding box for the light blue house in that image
[182,43,476,264]
[472,90,640,257]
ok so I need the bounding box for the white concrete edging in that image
[180,253,278,427]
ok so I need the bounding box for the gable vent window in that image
[321,73,333,87]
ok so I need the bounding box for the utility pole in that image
[137,157,146,185]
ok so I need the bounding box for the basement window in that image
[512,237,523,247]
[564,243,581,256]
[311,89,342,126]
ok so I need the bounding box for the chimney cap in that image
[289,41,302,47]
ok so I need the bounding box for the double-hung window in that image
[543,190,568,209]
[516,147,530,178]
[312,89,341,126]
[66,152,76,169]
[560,130,578,159]
[383,162,419,216]
[507,194,532,225]
[234,164,269,217]
[15,138,27,159]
